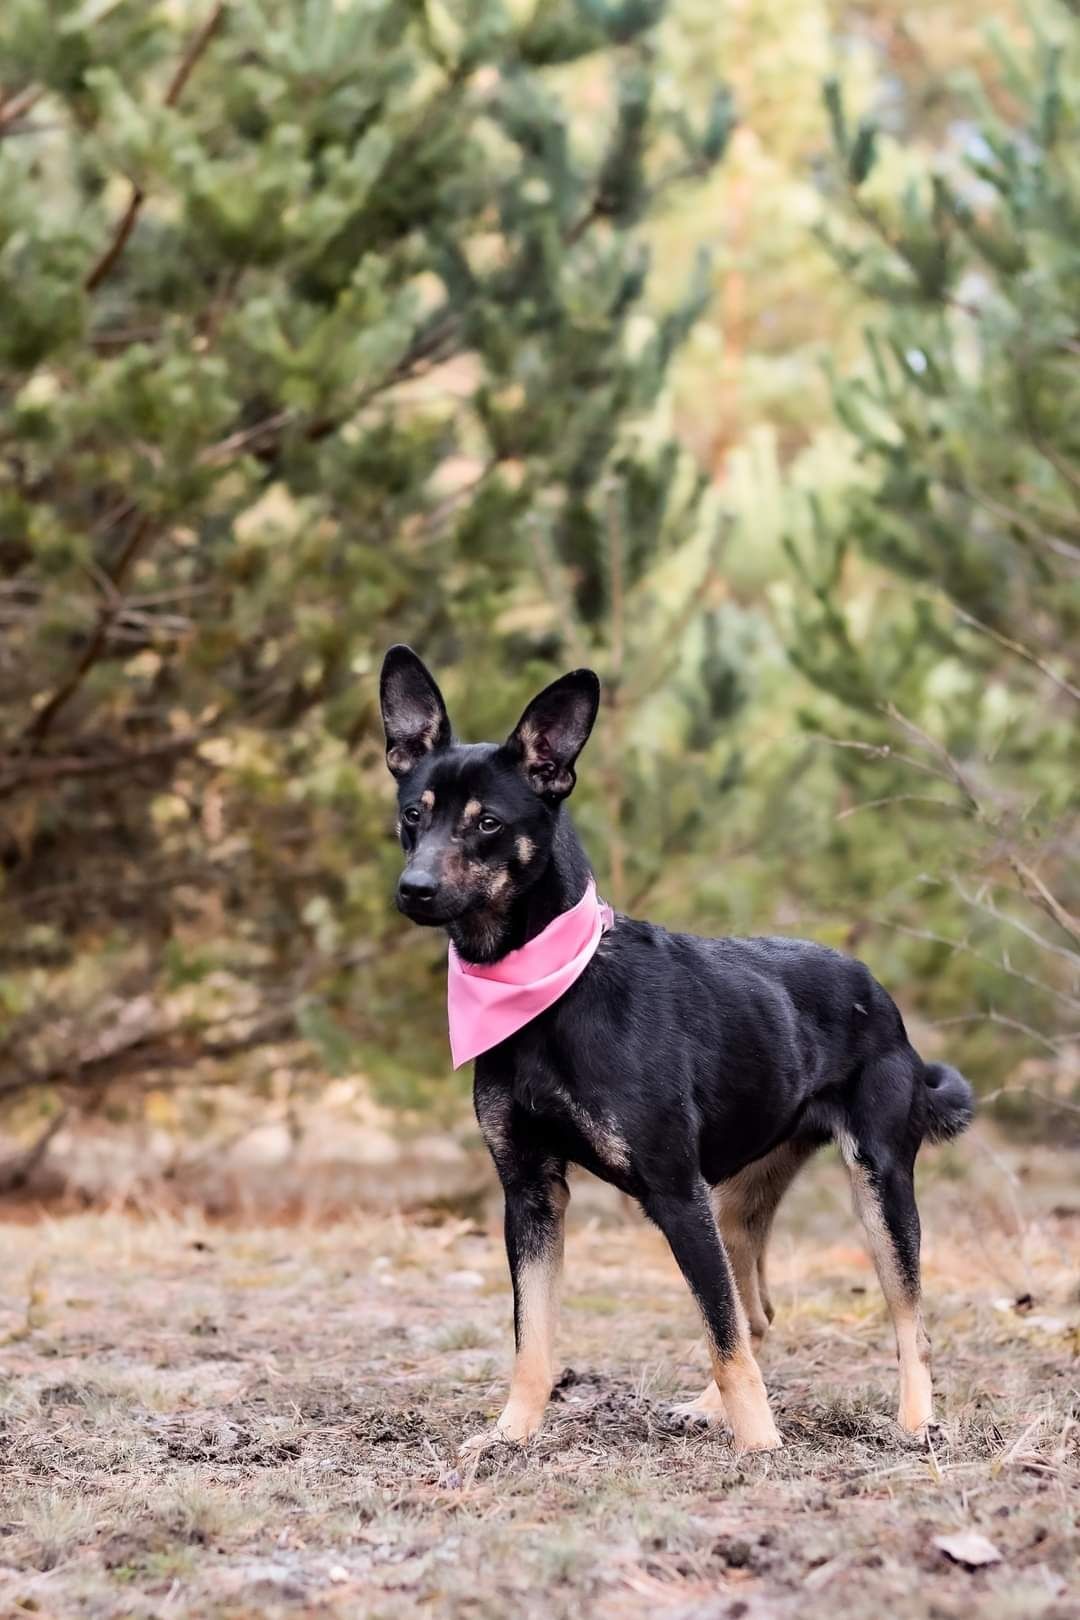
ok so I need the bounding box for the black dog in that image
[379,645,974,1453]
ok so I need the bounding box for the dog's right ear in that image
[379,646,452,779]
[505,668,600,801]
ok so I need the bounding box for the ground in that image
[0,1131,1077,1620]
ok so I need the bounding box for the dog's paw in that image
[666,1384,728,1430]
[458,1428,503,1459]
[732,1429,783,1454]
[459,1405,542,1457]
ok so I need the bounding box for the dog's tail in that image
[922,1062,976,1143]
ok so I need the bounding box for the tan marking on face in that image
[443,845,478,886]
[462,797,482,822]
[420,788,435,809]
[488,867,511,899]
[515,835,535,865]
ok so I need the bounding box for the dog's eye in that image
[478,815,502,835]
[402,806,421,826]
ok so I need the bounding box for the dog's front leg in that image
[646,1182,781,1453]
[461,1149,569,1454]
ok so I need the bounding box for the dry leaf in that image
[933,1532,1002,1568]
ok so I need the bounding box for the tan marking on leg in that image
[716,1217,769,1346]
[420,788,435,809]
[516,835,535,864]
[494,1250,562,1443]
[846,1156,933,1434]
[684,1144,816,1426]
[894,1301,933,1433]
[461,1176,567,1456]
[757,1249,774,1325]
[709,1339,781,1452]
[693,1236,781,1452]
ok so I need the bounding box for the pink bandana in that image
[447,880,614,1068]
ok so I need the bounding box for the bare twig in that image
[883,704,983,816]
[950,878,1080,972]
[0,1008,297,1102]
[0,1107,69,1192]
[871,916,1080,1014]
[19,513,153,746]
[835,793,961,821]
[928,1010,1077,1054]
[1009,858,1080,951]
[813,733,953,786]
[952,606,1080,706]
[980,1084,1080,1119]
[0,730,209,799]
[0,85,43,134]
[84,3,226,292]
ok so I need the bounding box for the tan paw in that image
[459,1403,542,1457]
[733,1426,783,1454]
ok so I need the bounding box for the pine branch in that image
[84,2,226,293]
[0,731,210,800]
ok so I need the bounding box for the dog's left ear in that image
[379,645,453,779]
[505,669,600,801]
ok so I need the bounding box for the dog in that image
[379,644,975,1454]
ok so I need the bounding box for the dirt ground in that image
[0,1130,1077,1620]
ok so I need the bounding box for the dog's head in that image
[379,645,599,960]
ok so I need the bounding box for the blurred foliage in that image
[0,0,1075,1154]
[784,0,1079,1121]
[0,0,740,1125]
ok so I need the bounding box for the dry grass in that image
[0,1130,1077,1619]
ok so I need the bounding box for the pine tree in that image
[0,0,734,1120]
[786,2,1080,1111]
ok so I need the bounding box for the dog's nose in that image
[399,869,439,905]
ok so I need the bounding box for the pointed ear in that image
[505,669,600,800]
[379,645,452,779]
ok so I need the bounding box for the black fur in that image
[380,646,975,1435]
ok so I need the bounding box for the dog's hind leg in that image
[675,1141,815,1423]
[648,1180,781,1451]
[839,1055,933,1434]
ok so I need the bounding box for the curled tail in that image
[923,1062,975,1143]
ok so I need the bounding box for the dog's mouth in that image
[395,891,476,927]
